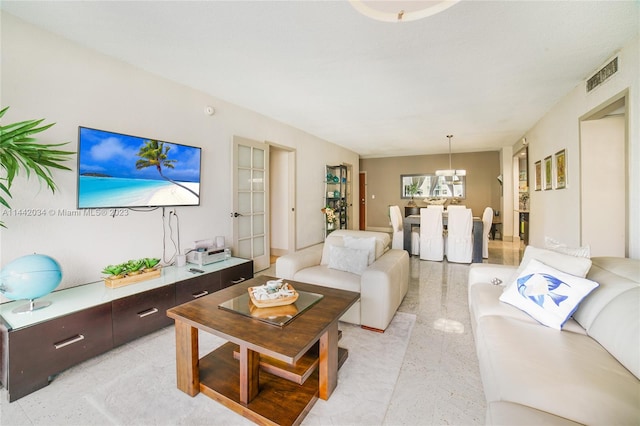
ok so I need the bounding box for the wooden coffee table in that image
[166,275,359,425]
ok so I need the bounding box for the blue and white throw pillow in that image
[499,259,599,330]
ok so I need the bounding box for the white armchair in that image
[275,230,409,331]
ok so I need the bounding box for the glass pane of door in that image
[233,136,270,272]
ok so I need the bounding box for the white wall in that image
[0,13,359,294]
[522,36,639,258]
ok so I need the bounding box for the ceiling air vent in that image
[587,57,618,92]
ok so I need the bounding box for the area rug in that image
[304,311,417,425]
[0,311,416,425]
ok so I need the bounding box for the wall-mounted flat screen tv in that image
[77,127,201,208]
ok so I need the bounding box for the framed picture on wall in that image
[543,155,553,190]
[555,149,566,189]
[534,160,542,191]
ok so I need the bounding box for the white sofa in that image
[276,230,409,331]
[468,246,640,425]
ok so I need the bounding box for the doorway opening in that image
[512,146,529,245]
[269,144,296,264]
[579,91,628,257]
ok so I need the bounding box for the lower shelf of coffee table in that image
[199,342,348,426]
[231,330,344,385]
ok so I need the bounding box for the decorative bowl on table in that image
[248,279,299,308]
[424,197,447,205]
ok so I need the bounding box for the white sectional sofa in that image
[468,246,640,425]
[276,230,409,331]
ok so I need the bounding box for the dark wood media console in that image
[0,258,253,402]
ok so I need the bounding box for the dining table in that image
[403,213,484,263]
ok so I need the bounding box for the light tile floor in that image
[382,239,523,424]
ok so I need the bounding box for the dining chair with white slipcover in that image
[390,205,420,255]
[419,208,444,261]
[445,208,473,263]
[389,205,403,249]
[482,207,494,258]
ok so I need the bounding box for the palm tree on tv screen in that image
[135,140,198,198]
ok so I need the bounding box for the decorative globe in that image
[0,254,62,301]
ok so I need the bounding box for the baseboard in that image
[270,248,288,257]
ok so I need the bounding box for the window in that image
[400,174,466,199]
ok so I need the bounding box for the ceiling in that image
[2,1,638,158]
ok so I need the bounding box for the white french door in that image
[232,136,270,272]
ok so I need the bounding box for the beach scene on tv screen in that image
[78,128,201,208]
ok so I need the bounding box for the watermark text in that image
[1,208,130,218]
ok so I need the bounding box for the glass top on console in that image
[0,257,251,331]
[218,290,324,327]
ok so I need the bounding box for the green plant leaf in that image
[0,107,75,227]
[101,265,124,276]
[143,257,160,268]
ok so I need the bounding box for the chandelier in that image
[349,0,460,22]
[435,134,466,178]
